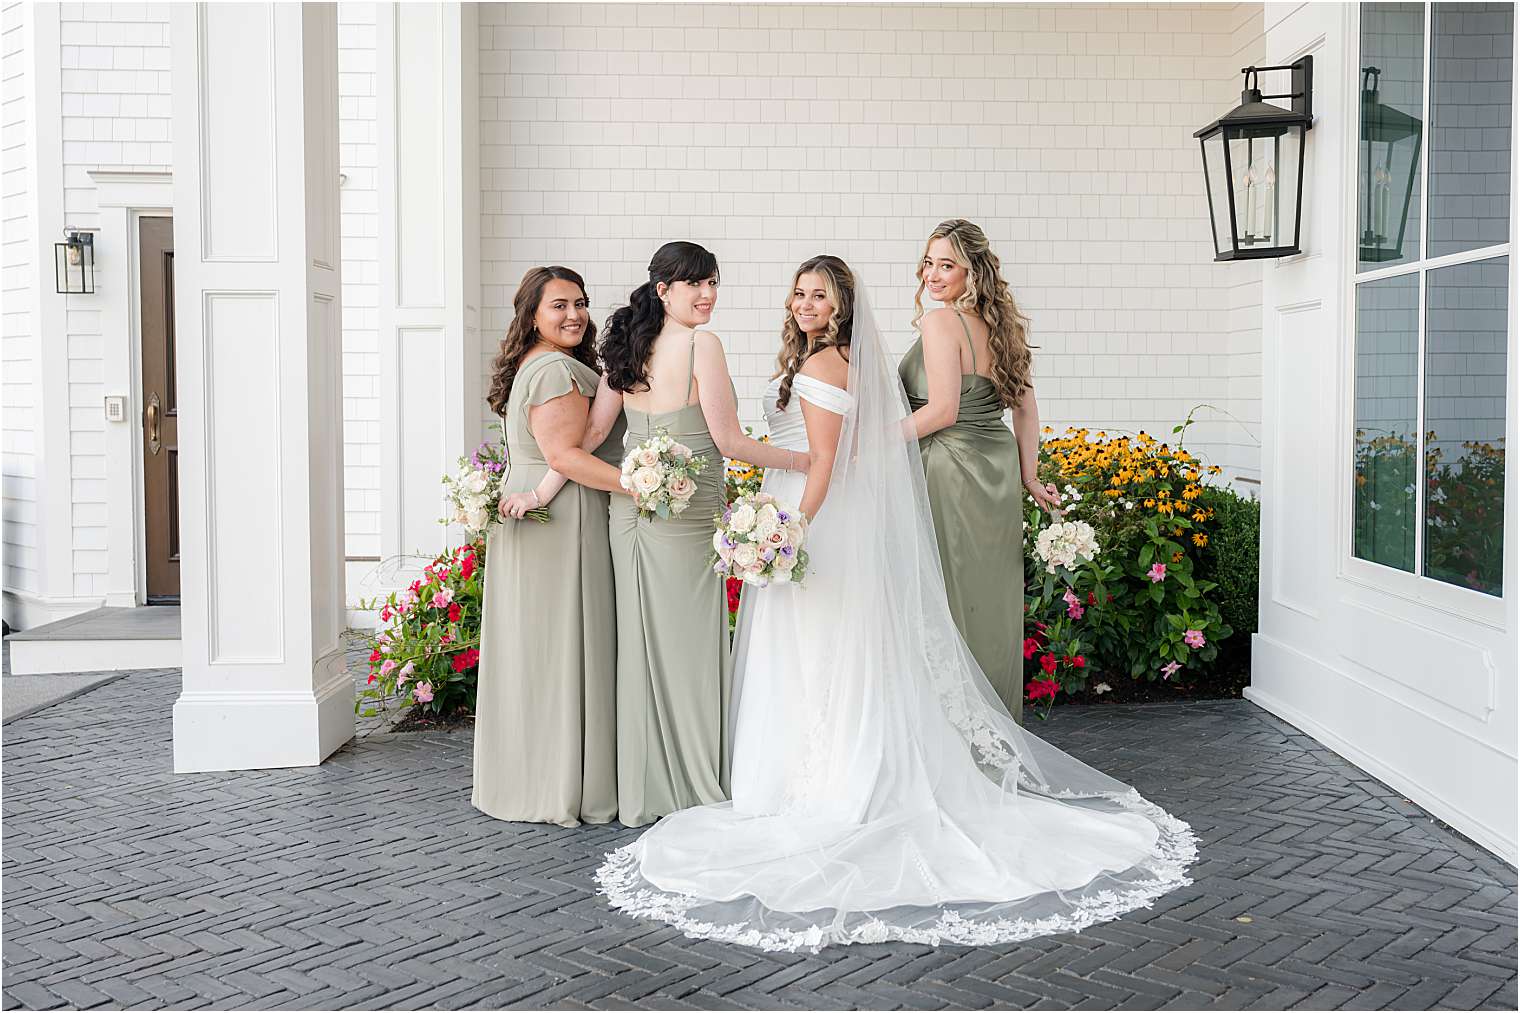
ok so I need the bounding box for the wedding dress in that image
[596,290,1197,952]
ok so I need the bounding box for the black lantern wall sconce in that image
[1358,66,1422,264]
[54,229,96,294]
[1195,57,1314,261]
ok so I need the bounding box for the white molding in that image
[90,170,176,610]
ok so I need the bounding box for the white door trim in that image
[89,170,174,609]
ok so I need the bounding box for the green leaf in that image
[1139,543,1154,568]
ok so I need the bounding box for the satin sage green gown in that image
[472,351,620,827]
[899,312,1025,722]
[610,336,731,827]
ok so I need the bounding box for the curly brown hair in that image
[774,255,854,410]
[486,266,599,416]
[912,219,1033,409]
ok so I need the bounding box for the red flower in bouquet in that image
[725,577,742,615]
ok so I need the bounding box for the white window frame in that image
[1340,1,1516,627]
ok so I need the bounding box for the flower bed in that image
[1021,426,1251,716]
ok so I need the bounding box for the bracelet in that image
[789,451,797,471]
[530,490,541,508]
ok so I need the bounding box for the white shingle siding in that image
[339,2,380,560]
[477,2,1266,483]
[1,1,36,595]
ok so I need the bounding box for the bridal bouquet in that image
[709,492,808,587]
[441,425,546,538]
[620,428,708,520]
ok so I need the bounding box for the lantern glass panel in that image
[1358,2,1426,271]
[1428,2,1512,259]
[1201,132,1234,257]
[1227,125,1302,251]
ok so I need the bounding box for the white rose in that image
[752,516,779,542]
[764,528,787,546]
[464,471,490,495]
[786,520,806,544]
[772,551,796,571]
[712,530,733,560]
[669,442,693,460]
[465,507,489,531]
[757,503,779,525]
[668,474,696,501]
[732,543,759,568]
[729,503,757,533]
[637,447,660,468]
[632,467,662,495]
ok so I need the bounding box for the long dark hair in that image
[486,266,598,416]
[775,255,855,410]
[600,241,719,393]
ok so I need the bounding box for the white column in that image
[375,1,481,561]
[169,2,352,772]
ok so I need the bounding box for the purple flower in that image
[760,547,776,562]
[722,533,736,548]
[777,510,791,522]
[723,509,733,524]
[778,545,795,557]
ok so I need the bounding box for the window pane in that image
[1202,137,1233,257]
[1354,273,1421,572]
[1428,2,1514,258]
[1424,257,1508,596]
[1358,3,1426,271]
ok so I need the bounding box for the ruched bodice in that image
[897,325,1024,717]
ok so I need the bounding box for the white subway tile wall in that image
[7,2,1267,605]
[477,2,1265,487]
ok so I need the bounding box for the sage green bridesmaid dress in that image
[472,351,618,826]
[609,335,730,827]
[899,311,1025,722]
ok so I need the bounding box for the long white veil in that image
[597,285,1197,952]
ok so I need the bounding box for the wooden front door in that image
[139,216,179,602]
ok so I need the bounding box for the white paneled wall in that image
[477,2,1266,484]
[1,1,35,597]
[338,3,381,560]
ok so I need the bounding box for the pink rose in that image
[412,681,434,704]
[1148,563,1166,583]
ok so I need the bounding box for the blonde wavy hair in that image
[774,255,855,410]
[912,219,1033,409]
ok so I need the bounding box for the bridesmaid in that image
[600,241,808,827]
[899,219,1062,721]
[472,266,627,827]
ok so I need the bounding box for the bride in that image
[597,255,1197,952]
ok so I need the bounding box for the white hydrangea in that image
[1033,519,1101,574]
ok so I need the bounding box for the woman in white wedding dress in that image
[597,256,1197,952]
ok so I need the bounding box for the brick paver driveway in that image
[3,660,1515,1011]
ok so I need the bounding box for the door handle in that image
[146,392,161,455]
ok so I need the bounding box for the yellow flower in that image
[1193,533,1209,548]
[1192,510,1208,522]
[1171,551,1184,563]
[1143,498,1156,508]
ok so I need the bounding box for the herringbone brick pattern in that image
[3,665,1514,1010]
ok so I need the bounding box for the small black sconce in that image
[1195,57,1314,261]
[54,229,95,294]
[1358,66,1422,264]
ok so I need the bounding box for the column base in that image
[172,650,355,773]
